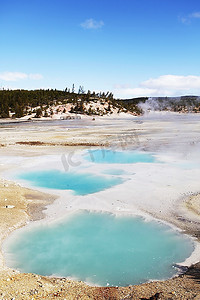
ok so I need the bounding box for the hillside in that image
[0,89,141,119]
[1,90,200,120]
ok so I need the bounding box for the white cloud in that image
[81,18,104,29]
[141,75,200,90]
[114,75,200,98]
[190,12,200,19]
[180,11,200,24]
[179,17,189,24]
[0,72,43,81]
[0,72,27,81]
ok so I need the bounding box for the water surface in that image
[18,170,123,195]
[4,211,193,286]
[85,149,156,164]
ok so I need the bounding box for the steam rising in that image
[138,96,200,113]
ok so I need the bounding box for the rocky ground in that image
[0,263,200,299]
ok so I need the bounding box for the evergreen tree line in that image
[1,89,198,118]
[0,88,115,118]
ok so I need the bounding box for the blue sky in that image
[1,0,200,98]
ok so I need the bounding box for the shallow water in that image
[18,169,123,195]
[4,211,193,286]
[85,149,156,164]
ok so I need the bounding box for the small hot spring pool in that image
[4,211,193,287]
[84,149,156,164]
[17,150,157,195]
[18,170,123,195]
